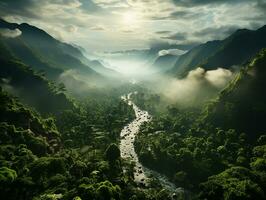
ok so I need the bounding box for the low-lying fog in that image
[64,50,237,106]
[148,67,236,107]
[87,50,155,77]
[97,51,236,106]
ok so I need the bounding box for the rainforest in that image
[0,0,266,200]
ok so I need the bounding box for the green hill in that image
[0,88,61,155]
[202,48,266,139]
[0,19,120,83]
[0,19,98,78]
[171,25,266,77]
[0,40,73,115]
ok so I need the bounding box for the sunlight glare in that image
[123,12,138,24]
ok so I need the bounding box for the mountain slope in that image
[201,48,266,139]
[171,40,221,76]
[1,37,63,80]
[171,25,266,77]
[0,19,119,80]
[0,41,73,115]
[204,26,266,69]
[150,54,179,72]
[5,21,98,75]
[0,87,62,154]
[86,60,121,78]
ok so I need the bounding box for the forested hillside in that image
[202,48,266,140]
[133,49,266,199]
[1,1,266,199]
[171,25,266,77]
[0,40,73,115]
[0,86,158,200]
[0,19,119,86]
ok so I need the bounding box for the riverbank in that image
[120,93,187,198]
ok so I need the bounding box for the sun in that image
[123,12,138,24]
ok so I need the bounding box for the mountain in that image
[86,60,121,78]
[0,36,63,80]
[105,48,157,67]
[171,25,266,77]
[201,48,266,140]
[0,19,119,80]
[150,54,179,72]
[170,40,221,76]
[0,40,73,115]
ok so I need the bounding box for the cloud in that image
[92,0,128,8]
[172,41,201,51]
[193,25,239,41]
[256,0,266,10]
[194,26,237,37]
[65,25,78,33]
[0,28,22,38]
[155,31,172,35]
[156,67,235,107]
[149,40,199,51]
[79,0,102,12]
[162,10,203,20]
[172,0,250,7]
[0,0,265,52]
[158,49,186,56]
[58,0,82,8]
[205,68,233,88]
[0,0,82,18]
[161,32,187,41]
[90,25,105,31]
[58,69,97,94]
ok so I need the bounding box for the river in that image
[120,92,186,198]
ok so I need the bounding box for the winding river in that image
[120,93,185,197]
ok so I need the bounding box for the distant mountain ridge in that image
[0,19,119,80]
[150,54,179,72]
[170,25,266,77]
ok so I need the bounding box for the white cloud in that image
[158,49,186,56]
[90,25,106,31]
[92,0,128,8]
[0,0,265,51]
[205,68,233,88]
[65,25,78,33]
[157,67,235,107]
[0,28,22,38]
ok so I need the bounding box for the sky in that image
[0,0,266,52]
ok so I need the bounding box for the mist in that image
[0,28,22,38]
[91,50,156,78]
[144,67,236,107]
[52,45,236,105]
[57,68,127,97]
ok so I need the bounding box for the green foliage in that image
[199,167,265,200]
[0,40,74,115]
[0,88,60,136]
[1,21,266,199]
[0,123,49,156]
[201,48,266,140]
[0,167,17,184]
[105,143,120,162]
[29,157,66,180]
[78,181,121,200]
[251,158,266,171]
[133,75,266,199]
[56,92,135,149]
